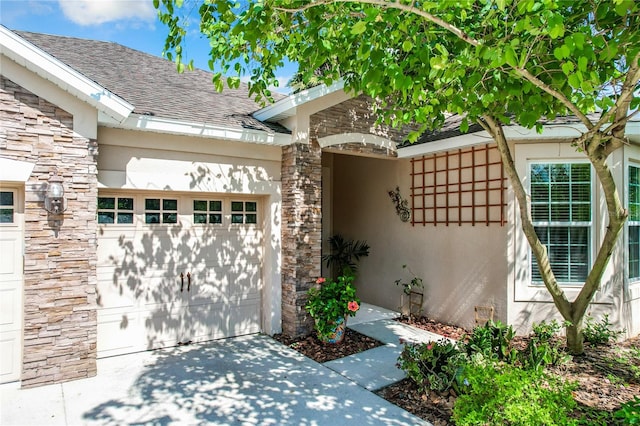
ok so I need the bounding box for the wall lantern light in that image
[44,173,66,214]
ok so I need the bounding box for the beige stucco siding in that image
[96,127,281,193]
[94,127,283,337]
[330,153,508,331]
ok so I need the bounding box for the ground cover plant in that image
[392,318,640,425]
[277,315,640,425]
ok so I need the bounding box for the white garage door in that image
[0,188,23,383]
[96,193,262,358]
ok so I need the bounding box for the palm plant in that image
[322,234,370,277]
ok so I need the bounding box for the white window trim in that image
[627,162,640,285]
[529,161,594,287]
[193,199,224,225]
[97,192,261,228]
[0,188,18,227]
[97,195,135,225]
[510,142,611,303]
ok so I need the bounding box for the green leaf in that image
[577,56,588,72]
[561,62,574,75]
[568,73,581,89]
[553,45,570,60]
[615,0,634,16]
[505,46,518,67]
[402,40,414,52]
[351,21,367,35]
[580,80,593,93]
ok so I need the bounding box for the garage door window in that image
[0,191,15,224]
[145,198,178,224]
[194,200,222,224]
[98,197,134,224]
[231,201,257,224]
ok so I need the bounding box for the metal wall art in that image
[388,186,411,222]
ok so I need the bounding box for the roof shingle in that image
[16,30,289,134]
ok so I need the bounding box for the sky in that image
[0,0,295,92]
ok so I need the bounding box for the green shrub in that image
[583,314,624,345]
[615,396,640,424]
[521,320,570,370]
[462,320,517,363]
[397,339,467,394]
[453,361,577,426]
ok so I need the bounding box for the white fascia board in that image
[397,122,624,158]
[117,114,292,146]
[627,119,640,143]
[0,26,133,122]
[319,133,397,150]
[0,157,35,182]
[253,80,345,122]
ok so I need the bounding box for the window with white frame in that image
[530,163,591,284]
[193,200,222,224]
[0,191,15,224]
[97,197,134,224]
[231,201,258,224]
[629,165,640,281]
[145,198,178,224]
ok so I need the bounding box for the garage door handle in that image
[180,272,184,292]
[187,272,191,292]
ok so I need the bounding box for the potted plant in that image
[305,269,360,344]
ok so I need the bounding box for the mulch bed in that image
[272,328,383,363]
[273,316,640,425]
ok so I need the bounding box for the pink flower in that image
[348,301,359,312]
[316,277,326,284]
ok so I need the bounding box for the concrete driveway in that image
[1,334,429,425]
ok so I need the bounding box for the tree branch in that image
[481,115,572,316]
[275,0,482,47]
[514,67,594,129]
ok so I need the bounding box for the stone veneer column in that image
[1,77,98,388]
[281,140,322,337]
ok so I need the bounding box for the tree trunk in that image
[566,320,584,355]
[481,116,627,356]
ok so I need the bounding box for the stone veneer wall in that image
[311,94,413,148]
[0,77,98,388]
[281,140,322,337]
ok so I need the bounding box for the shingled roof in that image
[400,112,603,148]
[16,30,289,135]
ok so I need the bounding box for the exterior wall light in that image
[44,173,66,214]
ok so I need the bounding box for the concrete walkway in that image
[1,304,442,426]
[324,304,451,391]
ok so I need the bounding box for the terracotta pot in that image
[318,316,347,344]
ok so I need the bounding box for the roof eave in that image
[115,114,292,146]
[253,79,345,123]
[397,121,640,158]
[1,26,134,122]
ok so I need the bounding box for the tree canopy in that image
[156,0,640,353]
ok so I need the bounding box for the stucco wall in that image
[330,153,508,331]
[507,141,627,335]
[95,127,283,337]
[1,76,98,387]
